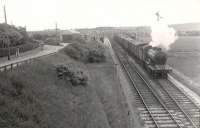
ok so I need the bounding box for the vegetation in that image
[62,34,86,43]
[0,34,128,128]
[0,24,39,57]
[32,33,48,41]
[0,66,48,128]
[0,52,114,128]
[56,64,88,86]
[64,40,106,63]
[0,24,30,48]
[31,31,61,46]
[44,37,60,46]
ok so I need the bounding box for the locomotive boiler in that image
[146,48,167,65]
[114,34,172,79]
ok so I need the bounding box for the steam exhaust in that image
[149,12,178,51]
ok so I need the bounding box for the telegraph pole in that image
[55,22,58,45]
[3,5,10,60]
[4,5,7,24]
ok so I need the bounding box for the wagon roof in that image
[131,40,147,46]
[141,43,151,48]
[119,35,147,46]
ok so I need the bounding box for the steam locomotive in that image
[114,34,172,79]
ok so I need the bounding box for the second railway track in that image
[112,42,200,128]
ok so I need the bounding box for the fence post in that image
[4,66,6,72]
[11,63,13,71]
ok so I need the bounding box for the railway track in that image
[112,42,200,128]
[157,79,200,127]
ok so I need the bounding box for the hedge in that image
[0,43,39,57]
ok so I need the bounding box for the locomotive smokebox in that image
[147,48,167,65]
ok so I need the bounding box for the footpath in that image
[0,43,69,67]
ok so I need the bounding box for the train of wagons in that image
[114,34,172,79]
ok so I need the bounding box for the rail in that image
[132,62,198,128]
[116,51,182,128]
[113,41,198,127]
[116,52,160,128]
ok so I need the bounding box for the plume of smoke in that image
[149,20,178,51]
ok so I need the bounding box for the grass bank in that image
[0,42,128,128]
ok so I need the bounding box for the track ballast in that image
[112,41,200,128]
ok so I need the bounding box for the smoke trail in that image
[149,20,178,51]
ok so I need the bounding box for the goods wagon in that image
[114,34,172,79]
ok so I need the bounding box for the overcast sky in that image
[1,0,200,31]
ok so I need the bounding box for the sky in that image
[0,0,200,31]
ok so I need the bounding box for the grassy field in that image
[0,44,128,128]
[167,36,200,84]
[87,47,129,128]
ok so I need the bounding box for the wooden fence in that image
[0,52,56,72]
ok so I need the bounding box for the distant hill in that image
[116,23,200,32]
[28,29,77,37]
[170,22,200,31]
[111,23,200,33]
[29,22,200,37]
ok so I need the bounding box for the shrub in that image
[87,44,106,62]
[64,41,106,63]
[56,64,88,86]
[0,24,29,47]
[64,42,89,61]
[62,34,86,44]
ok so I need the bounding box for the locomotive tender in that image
[114,34,172,79]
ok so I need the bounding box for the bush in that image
[87,45,106,63]
[44,38,60,46]
[64,42,88,61]
[0,24,29,47]
[56,64,88,86]
[62,34,86,44]
[64,41,106,63]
